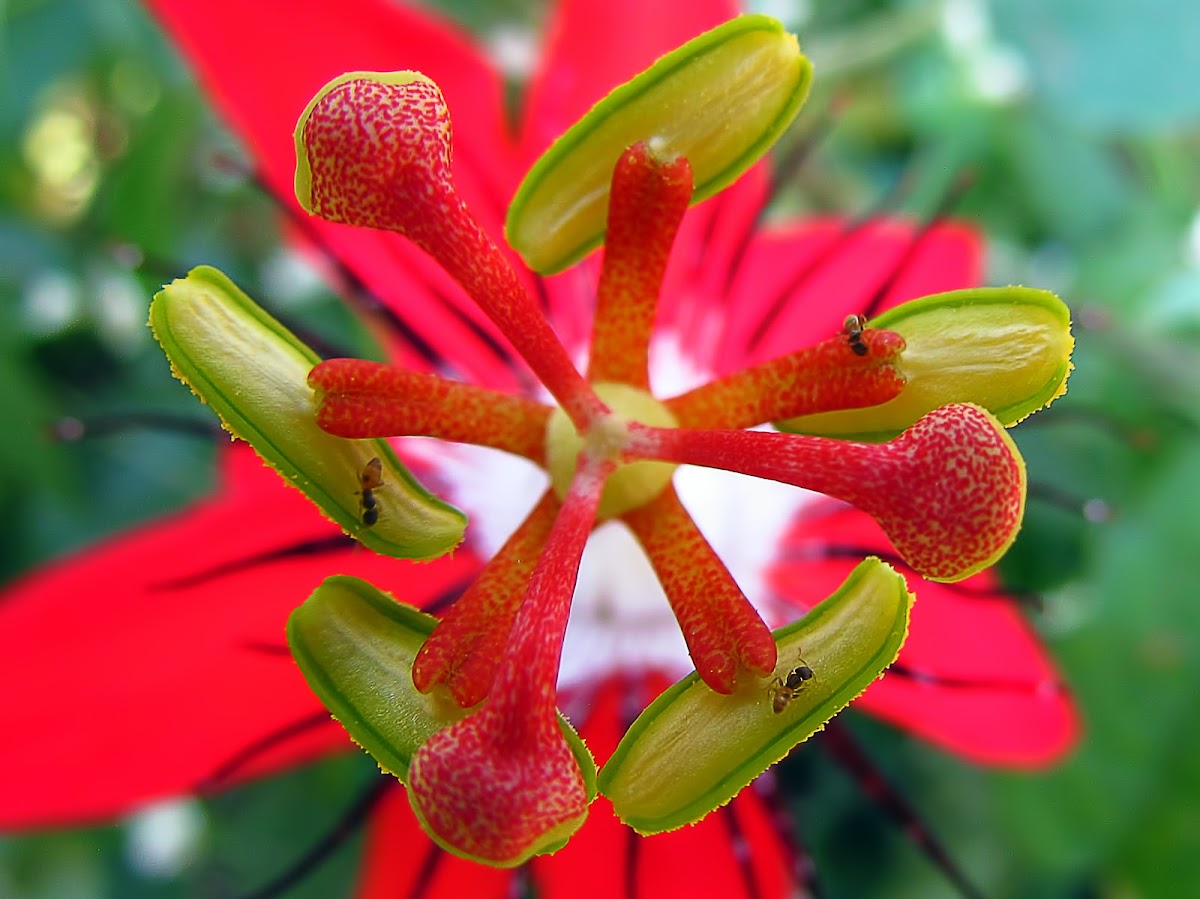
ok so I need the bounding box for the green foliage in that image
[993,0,1200,132]
[2,0,1199,896]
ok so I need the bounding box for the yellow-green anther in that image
[288,576,598,790]
[598,557,912,834]
[506,14,812,274]
[780,287,1074,441]
[288,576,470,778]
[150,266,466,558]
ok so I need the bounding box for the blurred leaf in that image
[1106,686,1200,893]
[992,443,1200,887]
[993,0,1200,132]
[101,92,205,256]
[1000,106,1131,244]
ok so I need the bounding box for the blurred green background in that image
[2,0,1198,896]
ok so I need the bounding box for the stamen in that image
[309,359,552,463]
[622,485,776,693]
[545,382,677,519]
[667,326,906,429]
[296,74,606,428]
[589,143,694,388]
[406,459,611,863]
[479,457,610,725]
[373,230,538,389]
[431,283,538,391]
[253,160,520,377]
[413,491,559,707]
[626,404,1025,582]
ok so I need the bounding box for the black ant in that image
[842,313,869,356]
[768,652,815,714]
[358,457,383,526]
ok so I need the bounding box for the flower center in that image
[544,381,678,519]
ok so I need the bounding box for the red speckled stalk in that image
[626,404,1025,582]
[412,490,559,707]
[667,327,907,429]
[406,458,611,862]
[622,484,776,693]
[300,77,605,428]
[488,457,612,732]
[309,358,551,463]
[588,143,693,388]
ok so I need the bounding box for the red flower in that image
[0,0,1076,894]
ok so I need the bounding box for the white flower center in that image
[404,332,819,688]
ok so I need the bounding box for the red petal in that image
[538,260,602,362]
[767,502,1078,767]
[653,162,773,364]
[0,445,480,827]
[144,0,525,390]
[536,790,797,899]
[520,0,740,159]
[531,679,629,898]
[145,0,513,222]
[727,781,798,899]
[633,789,795,899]
[354,786,513,899]
[713,217,982,371]
[310,228,532,390]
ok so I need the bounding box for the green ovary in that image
[545,382,677,519]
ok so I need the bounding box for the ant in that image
[358,457,383,526]
[768,652,815,714]
[842,313,869,357]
